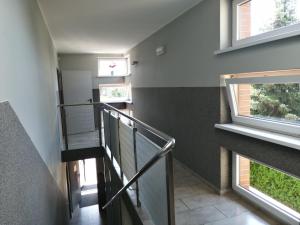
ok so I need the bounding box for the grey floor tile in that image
[175,206,226,225]
[214,198,256,218]
[175,199,189,213]
[173,161,281,225]
[204,211,280,225]
[174,183,213,200]
[181,193,225,209]
[69,205,105,225]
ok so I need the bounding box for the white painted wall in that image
[59,54,126,89]
[128,0,300,88]
[0,0,62,182]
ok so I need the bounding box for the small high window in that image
[98,57,130,77]
[233,0,300,46]
[225,72,300,136]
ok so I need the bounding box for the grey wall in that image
[128,0,300,191]
[129,0,300,88]
[0,0,67,223]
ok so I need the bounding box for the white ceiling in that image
[38,0,203,54]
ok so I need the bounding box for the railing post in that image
[117,113,124,181]
[98,103,103,147]
[61,106,69,150]
[166,151,175,225]
[97,104,106,210]
[133,126,141,207]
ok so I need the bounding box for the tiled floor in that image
[67,130,100,150]
[173,161,282,225]
[69,205,106,225]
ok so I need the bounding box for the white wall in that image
[0,0,62,181]
[59,53,126,89]
[128,0,300,88]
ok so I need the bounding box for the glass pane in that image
[237,0,300,40]
[136,132,168,225]
[234,83,300,124]
[119,121,136,181]
[100,86,130,103]
[98,58,128,76]
[237,155,300,214]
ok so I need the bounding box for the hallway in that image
[69,159,281,225]
[173,161,281,225]
[69,205,106,225]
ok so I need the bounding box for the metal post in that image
[97,106,106,209]
[62,107,69,150]
[117,113,124,181]
[166,151,175,225]
[133,126,141,207]
[98,104,103,147]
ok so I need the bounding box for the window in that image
[98,57,129,77]
[233,153,300,224]
[99,84,132,103]
[233,0,300,46]
[225,74,300,136]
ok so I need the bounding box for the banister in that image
[102,138,175,210]
[58,102,176,212]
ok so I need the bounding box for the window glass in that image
[233,83,300,124]
[100,85,131,103]
[98,58,128,76]
[237,0,300,40]
[237,155,300,215]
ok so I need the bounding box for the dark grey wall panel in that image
[0,102,68,225]
[132,87,300,192]
[216,130,300,179]
[132,87,222,190]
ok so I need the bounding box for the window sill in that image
[97,74,131,78]
[215,123,300,150]
[214,29,300,55]
[101,100,132,104]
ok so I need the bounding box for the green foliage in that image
[250,82,300,212]
[251,84,300,121]
[260,0,299,33]
[111,88,122,97]
[250,162,300,213]
[273,0,298,29]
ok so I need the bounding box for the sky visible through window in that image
[238,0,300,39]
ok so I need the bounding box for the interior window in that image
[233,0,300,45]
[99,84,131,103]
[233,154,300,221]
[98,57,129,77]
[225,74,300,136]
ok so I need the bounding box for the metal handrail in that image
[102,139,174,209]
[101,103,175,209]
[58,102,176,210]
[58,102,174,143]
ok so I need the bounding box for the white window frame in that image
[232,153,300,225]
[232,0,300,47]
[225,75,300,137]
[97,56,130,77]
[99,83,132,103]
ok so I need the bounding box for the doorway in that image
[62,70,95,135]
[79,158,98,208]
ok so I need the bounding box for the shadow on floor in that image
[80,184,98,208]
[69,205,106,225]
